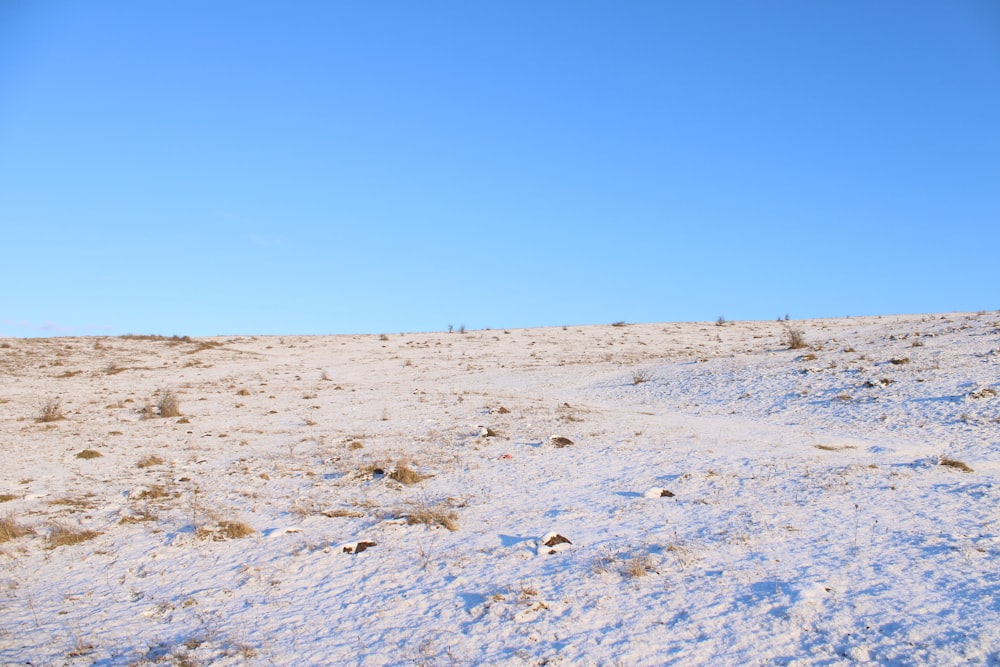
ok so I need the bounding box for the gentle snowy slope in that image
[1,313,997,665]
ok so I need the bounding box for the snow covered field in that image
[1,312,998,666]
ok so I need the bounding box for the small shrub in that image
[631,369,652,385]
[784,325,808,350]
[611,321,626,327]
[716,316,726,327]
[37,399,65,423]
[0,494,16,503]
[889,357,910,366]
[157,390,182,418]
[75,449,102,460]
[0,514,33,542]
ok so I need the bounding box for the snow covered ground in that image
[1,312,998,665]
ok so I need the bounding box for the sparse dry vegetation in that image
[37,399,65,423]
[390,462,427,485]
[939,457,973,473]
[157,389,182,418]
[196,519,256,541]
[46,523,101,548]
[0,513,33,542]
[3,312,998,664]
[624,554,658,578]
[137,455,165,468]
[631,369,652,385]
[400,503,458,531]
[784,325,808,350]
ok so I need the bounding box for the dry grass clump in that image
[118,507,159,524]
[363,459,428,484]
[0,494,17,503]
[196,519,256,541]
[137,455,165,468]
[784,325,808,350]
[157,389,182,418]
[939,458,974,473]
[48,495,97,511]
[624,554,658,578]
[135,485,170,500]
[631,369,652,385]
[186,340,222,354]
[47,523,101,548]
[401,503,458,531]
[969,387,997,400]
[75,449,102,460]
[37,399,65,423]
[0,513,33,542]
[814,444,856,452]
[120,334,192,343]
[321,508,366,519]
[390,462,427,485]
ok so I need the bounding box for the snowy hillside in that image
[1,312,998,665]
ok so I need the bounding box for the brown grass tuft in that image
[47,523,101,548]
[37,399,65,423]
[196,519,255,541]
[137,455,165,468]
[631,369,652,385]
[624,554,657,578]
[0,494,16,503]
[75,449,102,460]
[0,513,33,542]
[135,485,169,500]
[402,504,458,531]
[156,390,182,418]
[389,462,427,485]
[939,458,973,473]
[784,325,808,350]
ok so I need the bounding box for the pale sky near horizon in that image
[2,1,998,337]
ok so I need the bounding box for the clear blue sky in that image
[2,2,998,337]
